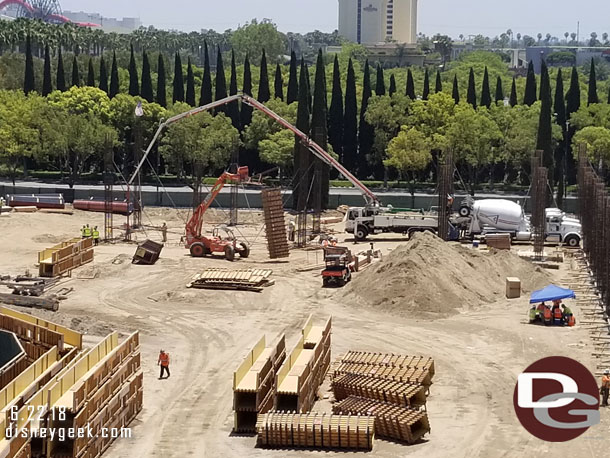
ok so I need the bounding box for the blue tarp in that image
[529,285,576,304]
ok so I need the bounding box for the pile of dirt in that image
[31,233,74,244]
[345,232,551,318]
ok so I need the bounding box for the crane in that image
[185,166,250,260]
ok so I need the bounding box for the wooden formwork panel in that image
[13,440,31,458]
[332,373,427,408]
[332,362,432,386]
[338,352,435,378]
[256,411,374,450]
[261,188,290,259]
[333,396,430,444]
[0,314,64,352]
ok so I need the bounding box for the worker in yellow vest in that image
[80,225,86,238]
[92,226,100,245]
[83,224,92,238]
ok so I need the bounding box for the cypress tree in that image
[128,45,139,96]
[554,69,566,131]
[99,55,109,95]
[42,44,52,96]
[213,48,227,114]
[509,77,518,107]
[274,63,284,100]
[186,57,196,106]
[608,84,610,104]
[311,49,330,209]
[566,66,581,118]
[286,50,298,104]
[172,52,184,103]
[536,59,554,174]
[422,69,430,100]
[495,76,504,103]
[554,68,567,208]
[305,62,312,112]
[240,54,253,128]
[406,68,415,99]
[452,74,460,103]
[480,67,491,108]
[343,58,358,170]
[329,54,344,160]
[389,74,397,96]
[359,60,374,175]
[467,67,477,108]
[435,70,442,93]
[523,61,537,106]
[588,58,599,105]
[293,59,311,210]
[258,49,271,102]
[375,64,385,96]
[87,58,95,87]
[24,35,35,94]
[109,52,119,98]
[156,53,167,107]
[200,42,212,106]
[56,48,66,92]
[227,50,240,129]
[140,51,153,102]
[71,55,79,88]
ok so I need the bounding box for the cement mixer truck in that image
[457,199,582,247]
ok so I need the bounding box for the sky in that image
[59,0,610,40]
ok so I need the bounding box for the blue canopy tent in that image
[529,285,576,304]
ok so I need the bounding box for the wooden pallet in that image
[332,373,427,408]
[256,411,375,450]
[333,396,430,444]
[187,269,274,292]
[261,189,290,259]
[338,351,435,378]
[332,361,432,386]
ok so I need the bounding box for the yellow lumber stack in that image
[38,237,94,278]
[261,188,290,259]
[332,374,427,408]
[188,269,274,292]
[256,411,375,450]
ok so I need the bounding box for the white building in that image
[62,11,142,33]
[338,0,417,45]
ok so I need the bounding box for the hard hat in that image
[605,369,609,375]
[160,349,165,353]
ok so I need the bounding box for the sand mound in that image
[346,232,550,318]
[32,233,74,244]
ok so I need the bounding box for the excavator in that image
[185,166,250,261]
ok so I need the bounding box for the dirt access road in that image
[1,208,608,457]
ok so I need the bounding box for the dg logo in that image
[513,356,600,442]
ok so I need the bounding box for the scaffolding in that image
[103,144,113,242]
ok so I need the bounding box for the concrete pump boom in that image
[128,94,380,206]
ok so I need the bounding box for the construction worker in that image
[81,225,86,238]
[601,370,610,407]
[161,223,168,243]
[553,304,563,326]
[543,305,553,326]
[92,226,100,246]
[528,305,538,324]
[158,350,170,379]
[84,224,92,238]
[562,304,575,326]
[536,302,547,321]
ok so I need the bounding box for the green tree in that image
[343,58,358,170]
[385,126,432,206]
[422,69,430,100]
[56,48,66,92]
[406,92,456,149]
[214,47,227,110]
[359,60,374,176]
[86,58,95,87]
[375,64,385,96]
[240,54,253,128]
[435,70,442,93]
[554,68,567,208]
[467,67,477,108]
[588,58,599,105]
[244,99,297,150]
[480,66,491,108]
[328,54,344,162]
[227,50,240,129]
[186,57,196,107]
[24,35,35,94]
[109,51,119,98]
[311,49,330,208]
[406,68,415,99]
[259,130,295,171]
[128,45,139,96]
[231,19,285,63]
[99,56,109,95]
[42,44,52,96]
[200,42,212,106]
[452,74,460,103]
[536,59,554,175]
[172,52,184,103]
[258,49,271,102]
[274,63,284,100]
[287,50,298,104]
[509,77,518,107]
[140,51,153,102]
[293,59,311,209]
[156,53,167,107]
[389,74,397,96]
[572,126,610,168]
[71,55,79,88]
[495,76,504,103]
[523,61,537,106]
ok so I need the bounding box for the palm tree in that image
[537,33,543,44]
[570,32,577,43]
[564,32,570,43]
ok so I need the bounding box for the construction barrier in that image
[256,411,375,450]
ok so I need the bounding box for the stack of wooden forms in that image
[0,333,26,391]
[256,411,375,450]
[188,269,274,292]
[485,233,511,250]
[38,237,94,278]
[261,189,289,259]
[275,316,332,413]
[332,374,427,408]
[233,335,286,432]
[0,313,65,360]
[333,396,430,444]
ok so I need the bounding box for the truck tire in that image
[355,225,369,241]
[564,235,580,248]
[225,245,236,261]
[459,206,471,217]
[190,243,206,258]
[238,242,250,258]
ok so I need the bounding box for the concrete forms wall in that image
[38,237,94,278]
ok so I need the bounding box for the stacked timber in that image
[261,189,290,259]
[187,269,274,292]
[333,396,430,444]
[38,238,94,278]
[332,374,427,408]
[256,411,375,450]
[275,316,331,412]
[485,233,511,250]
[233,335,286,432]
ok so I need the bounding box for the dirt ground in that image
[1,207,609,458]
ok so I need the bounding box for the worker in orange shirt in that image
[543,305,552,326]
[601,370,610,407]
[158,349,171,379]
